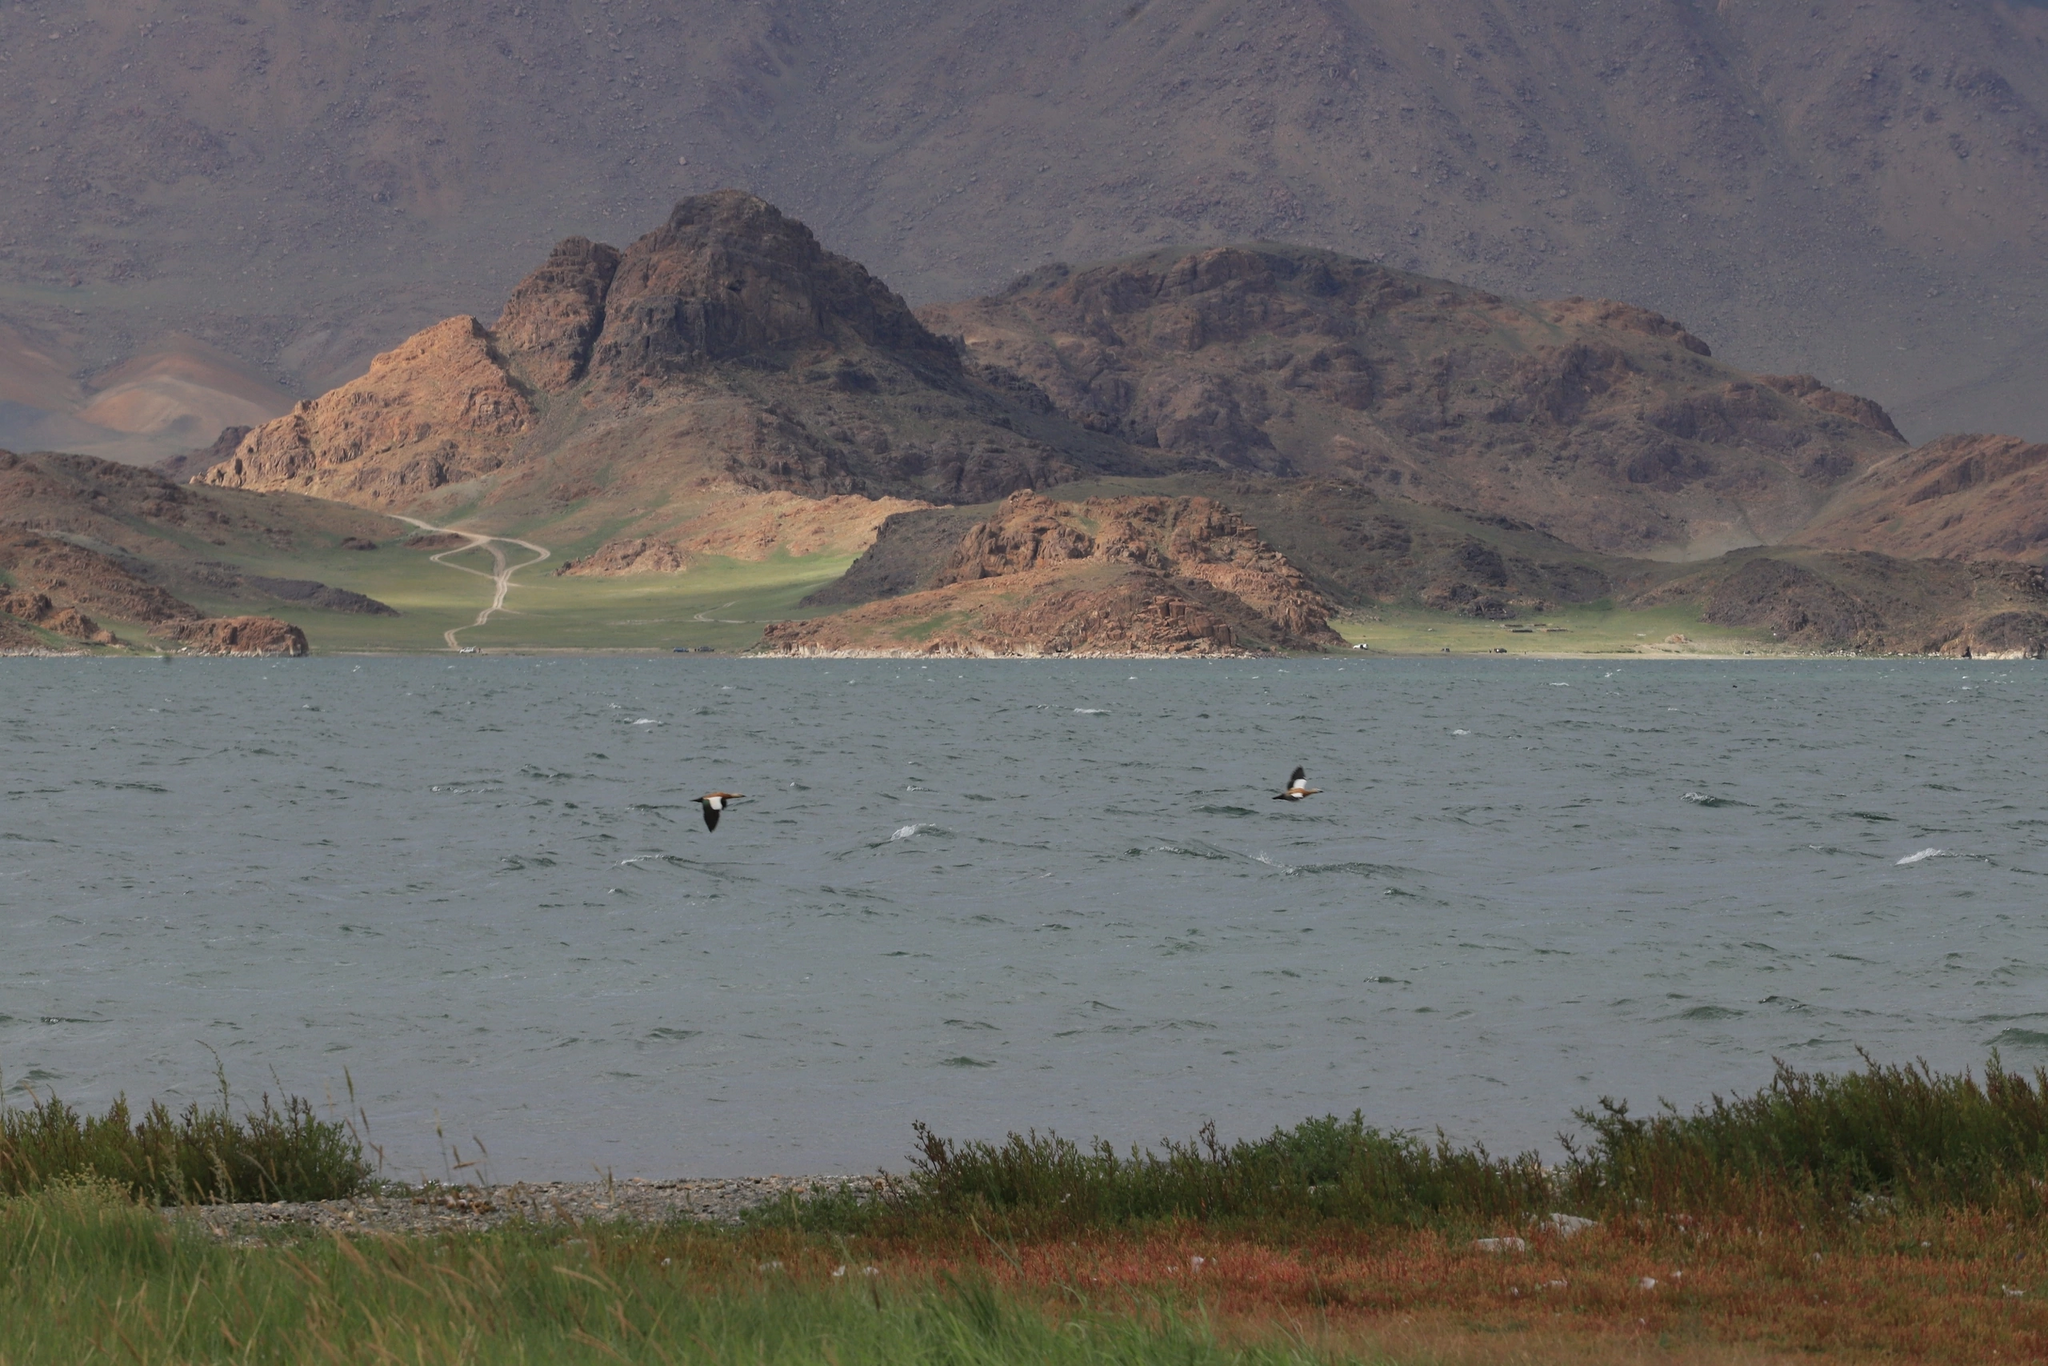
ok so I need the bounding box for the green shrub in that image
[1562,1052,2048,1217]
[773,1055,2048,1233]
[0,1084,370,1204]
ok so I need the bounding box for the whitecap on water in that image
[1897,848,1948,865]
[1074,708,1108,714]
[632,718,661,726]
[890,824,927,841]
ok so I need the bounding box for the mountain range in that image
[1,0,2044,467]
[3,192,2041,659]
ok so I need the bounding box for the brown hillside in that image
[762,490,1338,656]
[921,247,1905,557]
[3,2,2043,448]
[1635,551,2048,658]
[1797,434,2048,563]
[0,447,397,648]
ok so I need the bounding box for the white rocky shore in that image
[174,1175,893,1240]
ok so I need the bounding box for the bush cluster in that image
[0,1086,370,1204]
[765,1054,2048,1232]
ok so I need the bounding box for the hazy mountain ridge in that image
[3,0,2044,451]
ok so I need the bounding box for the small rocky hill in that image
[921,247,1907,558]
[0,448,392,653]
[809,476,2048,657]
[760,490,1339,656]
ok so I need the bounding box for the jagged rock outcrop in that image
[166,616,309,656]
[1756,375,1905,443]
[1797,433,2048,562]
[493,237,621,391]
[204,318,534,507]
[920,246,1908,556]
[0,588,116,643]
[763,490,1338,655]
[935,492,1336,642]
[0,613,54,653]
[590,192,959,381]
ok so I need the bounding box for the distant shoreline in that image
[6,647,2027,662]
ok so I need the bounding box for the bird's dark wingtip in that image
[703,805,720,832]
[1288,766,1306,783]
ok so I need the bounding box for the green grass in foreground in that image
[0,1181,1343,1366]
[766,1055,2048,1236]
[0,1080,368,1204]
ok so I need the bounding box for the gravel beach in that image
[175,1176,893,1239]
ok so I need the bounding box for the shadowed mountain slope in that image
[922,246,1906,557]
[1797,434,2048,563]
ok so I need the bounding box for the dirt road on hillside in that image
[392,516,551,650]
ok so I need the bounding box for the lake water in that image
[3,656,2044,1181]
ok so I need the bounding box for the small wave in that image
[940,1056,996,1068]
[1073,707,1108,715]
[1897,848,1948,865]
[1195,804,1255,817]
[631,718,661,726]
[1251,852,1297,874]
[1683,792,1748,807]
[1293,861,1409,878]
[1990,1028,2048,1050]
[1148,839,1240,861]
[1451,729,1471,736]
[1673,1005,1745,1021]
[890,823,928,841]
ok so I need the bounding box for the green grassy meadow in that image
[172,536,857,655]
[0,1184,1338,1366]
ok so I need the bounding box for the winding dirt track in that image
[392,515,551,651]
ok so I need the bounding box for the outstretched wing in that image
[1288,766,1308,790]
[702,803,721,832]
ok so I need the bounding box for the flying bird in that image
[1272,767,1321,801]
[696,792,746,831]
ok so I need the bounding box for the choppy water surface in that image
[3,656,2045,1179]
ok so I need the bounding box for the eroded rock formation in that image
[165,616,309,657]
[761,490,1338,656]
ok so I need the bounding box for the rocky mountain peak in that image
[493,236,622,391]
[587,191,958,381]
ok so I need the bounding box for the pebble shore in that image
[176,1175,893,1239]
